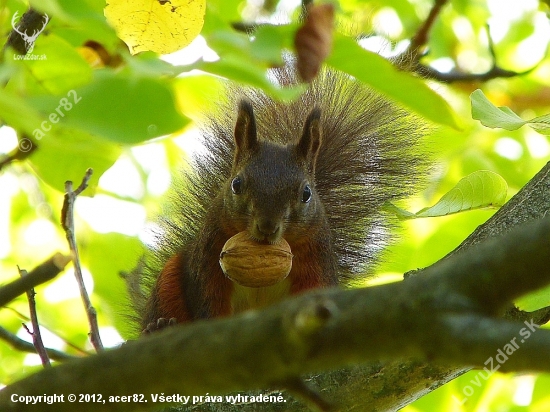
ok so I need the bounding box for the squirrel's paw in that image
[142,317,177,335]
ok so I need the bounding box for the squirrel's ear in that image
[234,100,259,162]
[297,107,322,173]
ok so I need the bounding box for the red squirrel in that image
[131,68,429,333]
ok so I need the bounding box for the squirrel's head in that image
[224,100,324,243]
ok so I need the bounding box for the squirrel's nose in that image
[256,219,280,238]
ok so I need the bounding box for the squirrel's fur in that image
[128,66,430,331]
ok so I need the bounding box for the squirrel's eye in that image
[231,176,242,194]
[302,185,312,203]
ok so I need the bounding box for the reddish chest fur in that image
[154,233,333,323]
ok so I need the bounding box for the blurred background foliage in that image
[1,0,550,410]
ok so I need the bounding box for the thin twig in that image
[0,136,38,172]
[230,22,266,34]
[18,267,51,367]
[401,0,540,83]
[4,308,90,356]
[416,63,535,83]
[0,326,76,362]
[409,0,448,55]
[417,23,538,83]
[0,253,71,307]
[61,168,103,352]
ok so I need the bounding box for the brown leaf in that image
[78,41,123,68]
[294,4,335,82]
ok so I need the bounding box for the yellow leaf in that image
[104,0,206,55]
[77,46,105,68]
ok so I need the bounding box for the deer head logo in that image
[11,11,49,54]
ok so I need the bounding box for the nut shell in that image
[219,231,293,288]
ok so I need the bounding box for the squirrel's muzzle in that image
[252,217,283,243]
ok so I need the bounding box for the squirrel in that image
[130,66,430,333]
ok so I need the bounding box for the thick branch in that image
[1,158,549,411]
[1,214,550,411]
[1,156,550,411]
[437,314,547,371]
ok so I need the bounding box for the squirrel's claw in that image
[142,317,177,335]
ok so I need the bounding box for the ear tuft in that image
[234,100,259,165]
[296,107,322,174]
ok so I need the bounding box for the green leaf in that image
[54,0,119,48]
[327,34,462,129]
[83,232,143,338]
[28,0,72,21]
[185,19,300,101]
[193,58,304,102]
[6,34,93,95]
[251,24,296,64]
[515,284,550,312]
[382,202,416,219]
[206,29,251,58]
[471,89,526,130]
[0,88,121,193]
[174,74,225,120]
[471,89,550,135]
[0,89,46,136]
[28,128,122,193]
[28,72,189,144]
[387,171,508,220]
[528,113,550,135]
[126,52,178,77]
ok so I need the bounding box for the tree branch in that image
[2,156,550,412]
[2,158,550,412]
[408,0,448,57]
[1,211,550,411]
[0,326,76,362]
[230,5,533,85]
[0,253,70,308]
[19,267,51,368]
[61,169,103,352]
[416,63,534,83]
[0,136,38,172]
[401,2,542,83]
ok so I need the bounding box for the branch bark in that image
[0,161,550,412]
[0,253,70,308]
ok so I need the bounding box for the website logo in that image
[11,11,49,54]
